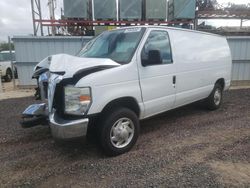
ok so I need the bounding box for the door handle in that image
[173,76,176,85]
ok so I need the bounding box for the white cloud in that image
[0,0,63,42]
[0,0,33,42]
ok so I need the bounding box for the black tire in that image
[4,69,12,82]
[205,83,223,110]
[99,108,140,156]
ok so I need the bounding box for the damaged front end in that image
[21,68,89,139]
[20,57,64,129]
[21,66,50,128]
[20,53,119,139]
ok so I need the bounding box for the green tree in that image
[0,42,14,52]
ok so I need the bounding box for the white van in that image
[22,26,232,156]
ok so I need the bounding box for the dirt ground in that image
[0,89,249,188]
[0,80,33,100]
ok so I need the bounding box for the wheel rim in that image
[214,88,221,106]
[110,118,135,149]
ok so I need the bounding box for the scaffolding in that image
[31,0,44,36]
[31,1,250,36]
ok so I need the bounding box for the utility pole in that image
[31,0,44,36]
[48,0,56,36]
[8,37,16,89]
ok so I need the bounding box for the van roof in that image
[114,26,224,38]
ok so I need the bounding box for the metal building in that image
[227,36,250,81]
[13,36,91,86]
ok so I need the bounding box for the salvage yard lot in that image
[0,89,249,187]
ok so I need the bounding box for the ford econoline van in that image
[22,26,232,156]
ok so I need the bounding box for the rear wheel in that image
[4,69,12,82]
[99,108,140,156]
[205,83,223,110]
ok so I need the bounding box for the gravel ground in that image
[0,80,33,100]
[0,89,249,188]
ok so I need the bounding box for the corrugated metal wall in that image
[13,35,250,86]
[227,36,250,81]
[13,36,91,86]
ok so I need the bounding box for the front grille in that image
[48,74,63,113]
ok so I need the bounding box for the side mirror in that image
[142,50,162,67]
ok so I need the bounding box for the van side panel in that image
[168,30,232,107]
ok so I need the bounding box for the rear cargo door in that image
[137,29,176,118]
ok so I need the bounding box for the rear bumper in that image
[49,112,89,139]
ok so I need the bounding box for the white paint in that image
[48,54,120,78]
[0,61,12,77]
[38,26,232,119]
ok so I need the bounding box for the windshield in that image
[78,28,145,64]
[0,52,15,62]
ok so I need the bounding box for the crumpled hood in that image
[50,54,120,78]
[36,54,120,78]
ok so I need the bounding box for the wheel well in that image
[215,78,225,90]
[101,97,140,117]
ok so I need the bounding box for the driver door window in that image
[141,30,173,65]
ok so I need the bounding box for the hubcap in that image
[214,89,221,106]
[110,118,135,149]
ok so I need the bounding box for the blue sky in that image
[0,0,249,42]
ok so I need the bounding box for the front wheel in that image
[99,108,140,156]
[205,83,223,110]
[4,69,12,82]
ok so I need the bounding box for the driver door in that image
[137,29,177,118]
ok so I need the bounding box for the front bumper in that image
[22,73,89,140]
[49,112,89,139]
[22,104,89,139]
